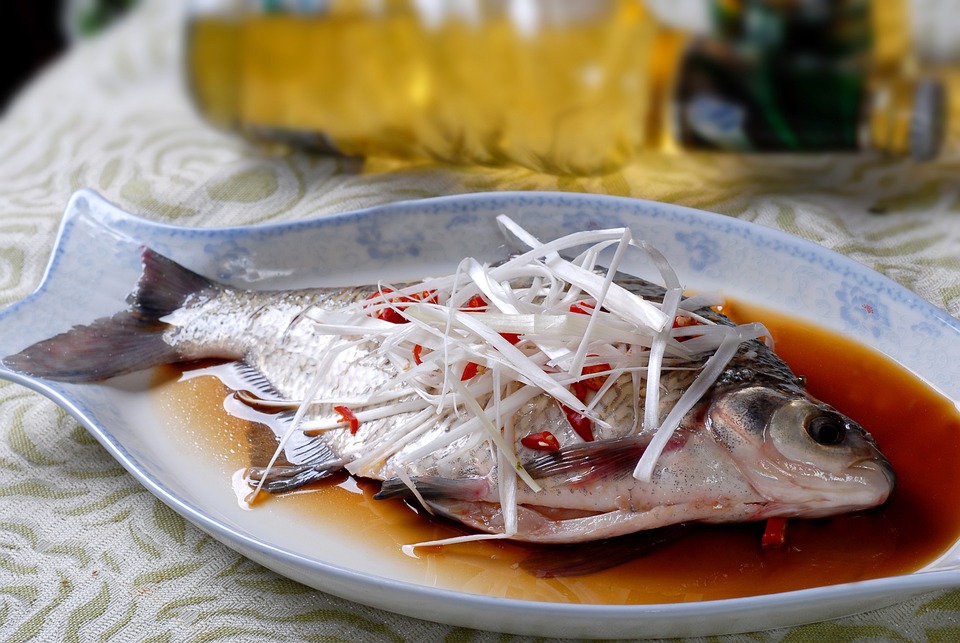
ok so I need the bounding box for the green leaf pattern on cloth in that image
[1,0,960,640]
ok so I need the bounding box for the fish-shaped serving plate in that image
[2,189,959,639]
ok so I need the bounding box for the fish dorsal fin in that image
[523,436,652,482]
[133,248,217,317]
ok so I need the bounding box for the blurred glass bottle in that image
[186,0,944,175]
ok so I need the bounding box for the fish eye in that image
[806,415,847,446]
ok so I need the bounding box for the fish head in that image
[706,386,895,519]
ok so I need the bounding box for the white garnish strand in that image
[249,338,367,503]
[496,365,519,538]
[402,533,511,557]
[247,215,766,550]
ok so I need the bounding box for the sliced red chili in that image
[499,332,522,345]
[571,380,590,403]
[672,315,703,341]
[463,294,488,311]
[334,405,360,434]
[461,361,479,381]
[520,431,561,451]
[412,344,423,365]
[376,304,407,325]
[761,517,788,550]
[569,300,597,315]
[366,288,438,324]
[417,290,439,304]
[365,288,398,323]
[562,404,594,442]
[569,359,611,402]
[580,361,611,391]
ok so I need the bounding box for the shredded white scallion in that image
[249,216,762,550]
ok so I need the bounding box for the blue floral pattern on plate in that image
[836,282,893,341]
[675,230,721,272]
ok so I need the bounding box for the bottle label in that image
[255,0,329,12]
[708,0,872,62]
[673,42,865,152]
[682,94,751,151]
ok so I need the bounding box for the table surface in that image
[2,1,960,641]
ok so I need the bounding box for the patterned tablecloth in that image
[2,1,960,641]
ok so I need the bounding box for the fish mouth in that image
[849,456,896,498]
[745,453,897,521]
[808,456,896,498]
[782,458,896,518]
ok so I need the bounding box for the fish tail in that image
[2,248,214,382]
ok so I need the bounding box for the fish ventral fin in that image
[2,248,215,382]
[520,523,694,578]
[224,362,347,493]
[375,476,487,502]
[245,461,345,494]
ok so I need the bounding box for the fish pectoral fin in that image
[374,475,488,502]
[222,361,288,403]
[245,461,345,494]
[523,436,651,483]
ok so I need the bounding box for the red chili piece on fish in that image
[563,359,609,442]
[412,343,423,365]
[521,431,561,451]
[580,361,611,391]
[562,404,594,442]
[672,315,703,341]
[569,300,597,315]
[334,405,360,434]
[565,363,607,443]
[462,294,522,344]
[366,288,438,324]
[463,294,488,311]
[461,361,479,381]
[761,517,788,550]
[571,380,590,402]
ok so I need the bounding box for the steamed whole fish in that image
[3,228,895,547]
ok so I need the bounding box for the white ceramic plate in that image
[2,189,959,639]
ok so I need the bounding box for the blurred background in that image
[1,0,139,112]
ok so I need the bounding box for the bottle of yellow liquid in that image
[187,0,944,175]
